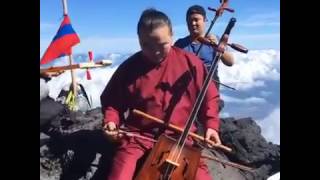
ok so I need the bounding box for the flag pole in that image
[62,0,77,98]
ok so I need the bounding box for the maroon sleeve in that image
[100,65,127,126]
[189,54,221,132]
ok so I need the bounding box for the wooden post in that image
[68,55,77,97]
[62,0,68,15]
[62,0,77,97]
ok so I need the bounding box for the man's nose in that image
[155,51,161,55]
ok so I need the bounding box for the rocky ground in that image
[40,108,280,180]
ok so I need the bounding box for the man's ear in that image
[138,37,143,47]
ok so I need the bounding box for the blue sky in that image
[40,0,280,56]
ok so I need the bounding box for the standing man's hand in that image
[206,34,218,44]
[205,128,221,148]
[206,34,234,66]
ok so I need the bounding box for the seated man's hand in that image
[103,121,122,142]
[205,128,221,148]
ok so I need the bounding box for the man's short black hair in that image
[186,5,206,19]
[137,8,172,36]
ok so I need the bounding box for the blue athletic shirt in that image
[174,36,220,89]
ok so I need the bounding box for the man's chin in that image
[143,55,164,64]
[191,31,201,36]
[152,57,164,64]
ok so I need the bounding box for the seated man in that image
[101,8,221,180]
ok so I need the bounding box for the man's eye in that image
[142,43,150,48]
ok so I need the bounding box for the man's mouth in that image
[192,27,199,31]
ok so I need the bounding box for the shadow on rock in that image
[47,129,118,180]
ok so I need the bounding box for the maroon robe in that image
[100,47,220,180]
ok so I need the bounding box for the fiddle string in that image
[163,144,180,178]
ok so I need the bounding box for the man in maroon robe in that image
[100,8,222,180]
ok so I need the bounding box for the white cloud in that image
[44,49,280,107]
[260,91,273,97]
[40,56,71,68]
[219,49,280,90]
[257,107,280,144]
[44,50,279,134]
[221,80,265,91]
[221,94,267,104]
[46,53,128,108]
[47,65,119,108]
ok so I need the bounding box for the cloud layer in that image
[44,49,280,144]
[219,49,280,90]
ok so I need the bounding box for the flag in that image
[40,15,80,65]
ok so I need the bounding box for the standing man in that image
[175,5,234,111]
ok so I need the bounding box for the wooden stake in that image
[68,54,77,97]
[62,0,68,15]
[62,0,77,98]
[40,60,112,73]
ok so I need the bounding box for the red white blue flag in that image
[40,15,80,65]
